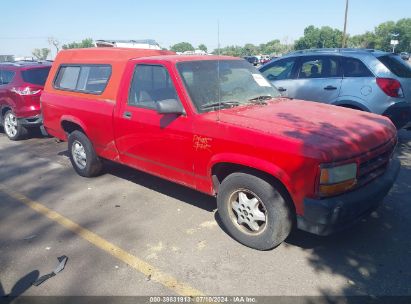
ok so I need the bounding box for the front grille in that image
[356,145,394,188]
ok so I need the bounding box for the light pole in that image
[342,0,349,48]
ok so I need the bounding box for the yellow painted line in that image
[0,184,204,297]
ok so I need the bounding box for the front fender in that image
[208,153,293,197]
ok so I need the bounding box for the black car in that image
[243,56,259,66]
[400,52,410,61]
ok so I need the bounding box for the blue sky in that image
[1,0,410,57]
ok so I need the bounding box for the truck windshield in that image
[177,60,280,113]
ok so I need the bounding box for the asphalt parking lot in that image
[0,128,410,298]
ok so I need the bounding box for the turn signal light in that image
[319,179,357,197]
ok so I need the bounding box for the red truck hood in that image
[217,98,396,161]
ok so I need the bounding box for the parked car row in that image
[259,48,411,129]
[244,55,275,66]
[243,56,260,66]
[0,47,404,250]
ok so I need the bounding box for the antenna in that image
[217,19,221,122]
[217,20,220,55]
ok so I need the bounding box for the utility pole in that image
[342,0,349,48]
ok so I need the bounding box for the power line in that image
[0,37,49,40]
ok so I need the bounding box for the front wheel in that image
[3,110,26,140]
[68,130,103,177]
[217,172,294,250]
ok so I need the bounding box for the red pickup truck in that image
[42,48,400,250]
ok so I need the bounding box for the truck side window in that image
[128,64,179,109]
[54,65,111,94]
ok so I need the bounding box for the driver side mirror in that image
[156,99,185,115]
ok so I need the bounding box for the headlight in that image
[319,163,357,197]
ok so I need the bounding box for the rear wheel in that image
[3,110,26,140]
[217,172,294,250]
[68,130,103,177]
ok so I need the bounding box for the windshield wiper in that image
[201,101,240,110]
[248,95,272,104]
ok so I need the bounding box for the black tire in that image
[68,130,103,177]
[3,110,27,141]
[217,172,294,250]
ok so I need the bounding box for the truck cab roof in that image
[54,47,176,63]
[45,48,243,101]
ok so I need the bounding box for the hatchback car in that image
[259,49,411,129]
[0,61,51,140]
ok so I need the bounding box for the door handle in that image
[123,111,132,119]
[277,87,287,92]
[324,85,337,90]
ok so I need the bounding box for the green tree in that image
[214,40,292,57]
[348,18,411,52]
[213,45,243,57]
[348,31,378,49]
[170,42,195,53]
[294,26,343,50]
[243,43,259,56]
[373,21,396,51]
[198,44,208,52]
[376,19,411,52]
[32,48,51,60]
[62,38,94,49]
[259,39,293,55]
[395,18,411,52]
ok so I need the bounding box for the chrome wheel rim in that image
[228,189,267,234]
[4,112,18,138]
[72,140,87,169]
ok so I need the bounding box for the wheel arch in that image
[60,115,89,139]
[332,100,370,112]
[209,155,295,210]
[0,105,12,123]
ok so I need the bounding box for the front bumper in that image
[297,158,400,236]
[382,102,411,129]
[17,115,43,127]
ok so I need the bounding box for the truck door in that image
[114,63,196,188]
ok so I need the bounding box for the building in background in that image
[14,56,35,61]
[0,55,15,62]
